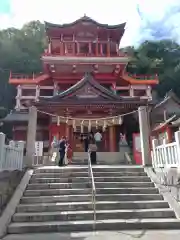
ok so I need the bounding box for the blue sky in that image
[0,0,179,46]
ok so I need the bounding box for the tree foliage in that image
[0,21,46,110]
[126,40,180,97]
[0,20,180,113]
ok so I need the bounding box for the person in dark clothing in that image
[88,139,97,164]
[84,135,89,152]
[59,136,66,166]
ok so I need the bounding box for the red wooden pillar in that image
[107,42,110,57]
[96,39,98,56]
[109,126,116,152]
[166,126,173,143]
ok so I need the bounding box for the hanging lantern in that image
[118,116,123,125]
[103,120,107,132]
[57,116,60,126]
[81,120,84,133]
[112,117,115,125]
[96,120,98,129]
[73,119,76,132]
[66,118,69,124]
[88,120,91,132]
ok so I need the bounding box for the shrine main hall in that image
[4,16,158,162]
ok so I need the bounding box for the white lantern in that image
[57,116,60,126]
[88,120,91,132]
[96,120,98,129]
[103,120,107,132]
[73,119,76,132]
[81,120,84,133]
[118,116,123,125]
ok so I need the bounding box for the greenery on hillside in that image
[0,20,180,114]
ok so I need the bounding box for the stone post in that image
[25,106,37,167]
[0,132,5,169]
[138,106,151,166]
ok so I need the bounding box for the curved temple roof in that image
[45,15,126,31]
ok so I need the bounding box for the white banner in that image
[35,141,43,157]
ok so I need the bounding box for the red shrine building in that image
[5,16,158,153]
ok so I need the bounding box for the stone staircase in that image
[7,165,180,234]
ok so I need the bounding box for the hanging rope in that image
[37,108,139,121]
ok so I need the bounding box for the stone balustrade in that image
[152,131,180,168]
[0,133,25,171]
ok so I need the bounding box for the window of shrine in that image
[79,42,89,54]
[101,43,107,55]
[117,90,129,96]
[40,89,53,97]
[51,39,60,54]
[22,89,36,96]
[110,41,117,56]
[91,42,96,54]
[133,89,147,97]
[63,35,73,41]
[65,42,74,54]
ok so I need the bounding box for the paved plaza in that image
[3,230,180,240]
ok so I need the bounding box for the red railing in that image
[10,72,44,80]
[127,73,158,80]
[42,49,128,58]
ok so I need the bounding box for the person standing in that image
[94,130,102,151]
[88,139,97,164]
[84,135,89,152]
[58,136,66,166]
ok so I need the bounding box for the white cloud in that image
[0,0,141,46]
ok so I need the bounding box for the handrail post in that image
[87,152,96,230]
[0,133,5,170]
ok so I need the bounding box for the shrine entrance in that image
[34,73,148,159]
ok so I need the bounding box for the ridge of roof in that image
[45,16,126,30]
[154,90,180,109]
[39,73,123,102]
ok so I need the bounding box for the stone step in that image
[30,176,151,184]
[27,182,90,190]
[13,208,176,222]
[27,182,154,190]
[35,166,144,174]
[21,193,164,204]
[34,168,88,174]
[32,171,147,178]
[8,218,180,234]
[24,187,159,196]
[16,200,169,213]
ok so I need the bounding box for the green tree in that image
[0,21,46,110]
[126,40,180,97]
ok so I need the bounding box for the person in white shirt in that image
[94,131,102,151]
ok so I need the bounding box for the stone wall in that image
[0,170,25,215]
